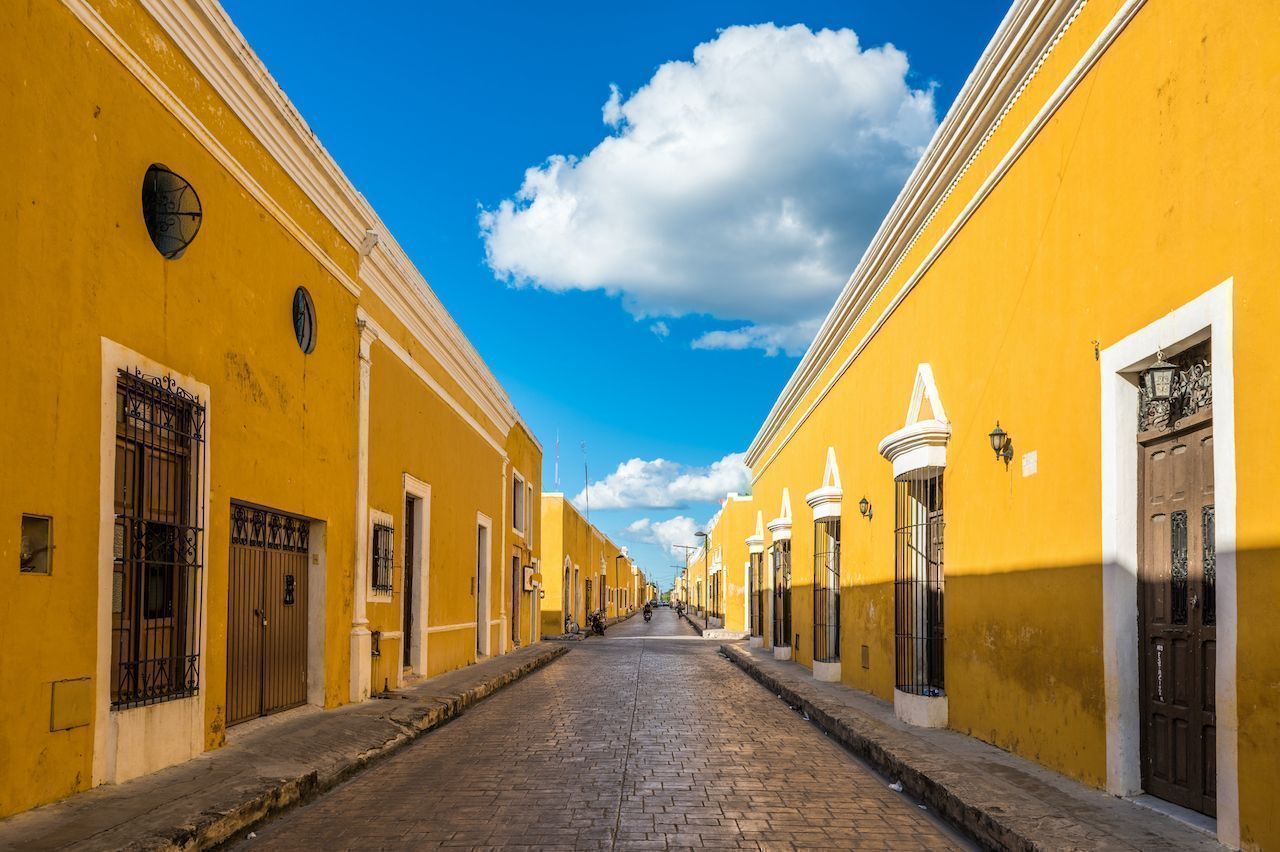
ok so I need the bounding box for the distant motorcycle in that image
[586,611,606,636]
[643,608,653,623]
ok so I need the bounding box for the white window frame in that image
[511,469,526,538]
[367,508,395,601]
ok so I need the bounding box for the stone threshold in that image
[0,643,567,851]
[721,643,1224,852]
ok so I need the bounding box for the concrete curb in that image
[720,643,1027,850]
[720,644,1220,852]
[198,644,568,850]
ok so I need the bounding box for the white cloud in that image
[691,318,822,357]
[575,452,750,510]
[481,23,936,354]
[624,516,699,557]
[649,320,670,338]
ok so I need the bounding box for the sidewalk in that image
[0,643,566,852]
[722,643,1223,852]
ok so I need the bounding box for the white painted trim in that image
[510,467,527,538]
[806,447,844,520]
[350,321,376,703]
[357,309,506,457]
[895,690,949,728]
[813,661,842,683]
[499,461,508,656]
[1099,278,1237,847]
[426,621,477,634]
[749,0,1149,477]
[773,645,793,661]
[476,513,493,657]
[402,474,431,677]
[94,340,210,786]
[879,364,952,478]
[306,520,327,708]
[767,488,794,541]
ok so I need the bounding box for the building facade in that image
[1,0,540,818]
[743,0,1280,847]
[539,494,646,636]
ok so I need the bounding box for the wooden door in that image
[403,495,416,668]
[227,505,309,727]
[1138,412,1216,816]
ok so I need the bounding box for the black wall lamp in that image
[858,496,873,520]
[988,421,1014,466]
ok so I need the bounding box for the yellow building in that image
[682,494,755,638]
[1,0,540,819]
[539,494,646,635]
[744,0,1280,847]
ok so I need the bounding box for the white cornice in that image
[747,0,1128,474]
[85,0,526,442]
[877,420,952,480]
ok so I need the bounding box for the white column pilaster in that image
[350,317,377,702]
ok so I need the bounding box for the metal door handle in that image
[1190,594,1199,609]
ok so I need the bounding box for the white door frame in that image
[476,513,493,657]
[402,474,431,675]
[1099,278,1237,846]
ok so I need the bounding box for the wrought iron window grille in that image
[813,518,841,663]
[772,541,792,648]
[142,164,202,259]
[894,473,945,697]
[292,287,317,354]
[111,368,206,709]
[371,523,394,594]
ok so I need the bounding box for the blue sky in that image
[222,0,1007,588]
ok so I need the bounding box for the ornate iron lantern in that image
[988,421,1013,464]
[142,163,202,259]
[858,496,872,520]
[1142,350,1177,401]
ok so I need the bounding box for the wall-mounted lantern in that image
[988,421,1013,465]
[1142,350,1177,401]
[858,497,872,521]
[142,164,202,259]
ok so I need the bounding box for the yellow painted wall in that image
[0,0,361,816]
[749,1,1280,845]
[539,494,639,635]
[0,0,543,819]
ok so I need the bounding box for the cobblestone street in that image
[237,609,970,850]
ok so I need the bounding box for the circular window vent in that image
[141,163,202,259]
[293,287,317,354]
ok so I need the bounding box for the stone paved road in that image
[237,608,971,850]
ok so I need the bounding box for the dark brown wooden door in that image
[403,495,416,668]
[1138,412,1216,816]
[228,505,309,727]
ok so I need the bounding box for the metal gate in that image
[227,504,309,727]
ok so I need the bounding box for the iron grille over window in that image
[292,287,317,354]
[772,540,791,648]
[112,369,205,709]
[141,164,202,259]
[894,473,944,696]
[371,522,394,594]
[814,518,841,663]
[749,551,764,637]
